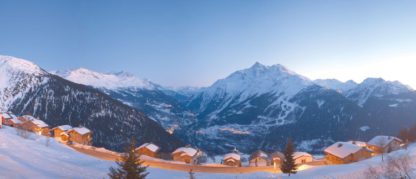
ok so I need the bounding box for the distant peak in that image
[250,62,266,69]
[0,55,44,75]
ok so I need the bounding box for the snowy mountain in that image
[179,63,416,154]
[346,78,413,107]
[314,79,358,93]
[0,55,183,152]
[52,68,158,90]
[55,68,196,130]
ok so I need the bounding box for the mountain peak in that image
[55,68,156,90]
[0,55,44,75]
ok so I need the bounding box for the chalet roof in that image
[21,115,37,121]
[293,152,312,160]
[172,147,198,157]
[30,119,49,128]
[224,153,241,161]
[347,140,367,147]
[324,142,364,159]
[1,113,12,119]
[55,125,72,131]
[137,143,160,153]
[70,127,91,135]
[10,118,22,124]
[249,150,269,160]
[368,136,402,148]
[270,151,285,160]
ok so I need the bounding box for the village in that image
[0,111,407,174]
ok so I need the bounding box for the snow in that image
[324,142,365,158]
[1,125,416,178]
[30,119,49,128]
[346,78,412,107]
[314,79,358,93]
[347,141,367,147]
[389,103,399,107]
[223,153,241,161]
[368,136,402,147]
[0,126,113,178]
[53,68,156,90]
[137,143,160,152]
[0,55,45,75]
[173,147,198,157]
[56,125,72,131]
[360,126,370,132]
[71,127,91,135]
[293,152,312,159]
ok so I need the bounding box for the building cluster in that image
[324,136,403,164]
[0,112,92,145]
[135,135,404,168]
[0,112,405,168]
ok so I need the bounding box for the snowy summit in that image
[53,68,157,90]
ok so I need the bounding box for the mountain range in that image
[2,54,416,155]
[0,55,183,152]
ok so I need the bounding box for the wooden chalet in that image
[367,136,402,154]
[52,125,73,143]
[249,150,270,167]
[270,151,285,167]
[135,143,160,157]
[68,127,92,145]
[324,142,371,164]
[223,152,241,167]
[293,152,313,165]
[171,147,200,164]
[19,117,50,136]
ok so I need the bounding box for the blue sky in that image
[0,0,416,88]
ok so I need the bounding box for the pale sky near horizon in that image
[0,0,415,88]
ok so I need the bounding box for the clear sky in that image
[0,0,416,88]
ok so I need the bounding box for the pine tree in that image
[108,139,148,179]
[280,138,297,176]
[189,169,196,179]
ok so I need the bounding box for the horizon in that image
[2,54,413,89]
[1,0,416,88]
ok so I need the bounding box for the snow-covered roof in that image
[21,115,37,121]
[30,119,49,128]
[347,140,367,147]
[56,125,72,131]
[249,150,269,160]
[293,152,312,160]
[368,136,402,148]
[10,118,21,124]
[172,147,197,157]
[271,151,285,160]
[137,143,160,153]
[71,127,91,135]
[224,153,241,161]
[324,142,364,159]
[1,113,12,119]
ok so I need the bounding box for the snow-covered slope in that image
[314,79,357,93]
[0,55,183,152]
[346,78,413,106]
[0,55,48,111]
[53,68,157,90]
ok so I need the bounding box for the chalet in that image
[324,142,372,164]
[0,112,19,127]
[68,127,92,145]
[293,152,313,165]
[367,136,402,154]
[249,150,270,167]
[270,151,285,167]
[52,125,73,143]
[223,152,241,167]
[135,143,160,157]
[20,118,50,136]
[171,147,200,164]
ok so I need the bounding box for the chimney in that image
[338,143,343,148]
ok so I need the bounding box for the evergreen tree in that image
[280,138,297,176]
[189,169,196,179]
[108,139,148,179]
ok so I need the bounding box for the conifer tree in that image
[108,139,148,179]
[280,138,297,176]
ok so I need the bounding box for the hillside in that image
[1,125,415,178]
[0,55,183,152]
